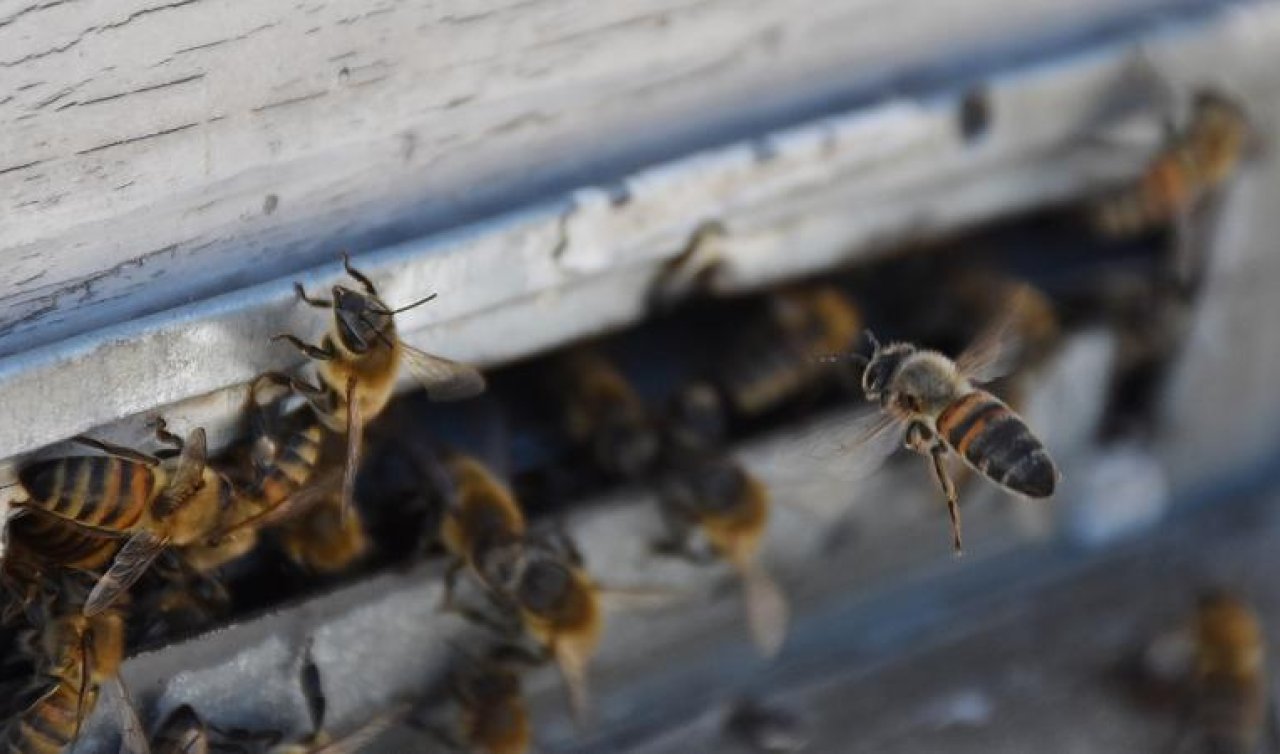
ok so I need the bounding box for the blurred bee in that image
[1091,90,1252,293]
[269,252,486,517]
[420,644,532,754]
[150,705,214,754]
[1,593,145,754]
[276,492,369,574]
[715,285,863,418]
[840,288,1057,553]
[553,349,661,479]
[1170,592,1278,754]
[426,449,601,725]
[14,421,244,616]
[657,385,789,657]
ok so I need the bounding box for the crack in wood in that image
[0,0,74,29]
[75,121,201,155]
[252,90,329,112]
[56,73,204,110]
[0,160,46,177]
[0,0,204,68]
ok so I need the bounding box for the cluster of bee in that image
[0,78,1256,753]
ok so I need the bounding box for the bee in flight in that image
[835,288,1057,553]
[417,643,532,754]
[269,252,486,518]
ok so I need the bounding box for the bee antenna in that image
[863,329,881,351]
[368,292,439,317]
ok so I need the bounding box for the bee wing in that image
[107,677,152,754]
[555,644,592,729]
[736,558,789,658]
[399,344,486,402]
[217,468,344,536]
[798,409,904,475]
[310,704,410,754]
[341,376,362,521]
[156,428,209,515]
[954,286,1031,384]
[84,531,171,616]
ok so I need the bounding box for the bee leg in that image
[272,333,337,361]
[341,251,379,297]
[150,415,185,451]
[68,435,162,467]
[293,282,333,309]
[929,446,963,555]
[546,525,585,567]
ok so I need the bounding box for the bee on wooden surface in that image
[420,644,532,754]
[554,349,661,480]
[426,449,601,725]
[14,421,244,616]
[1171,592,1278,754]
[716,285,863,419]
[268,252,486,517]
[1091,90,1253,293]
[657,385,789,657]
[1,596,145,754]
[837,288,1058,553]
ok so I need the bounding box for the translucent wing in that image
[311,704,410,754]
[84,531,171,616]
[556,643,592,730]
[736,558,789,659]
[400,344,486,402]
[797,408,904,476]
[155,429,209,517]
[107,677,152,754]
[955,286,1031,384]
[341,376,362,521]
[214,467,343,537]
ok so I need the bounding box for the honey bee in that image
[553,349,661,479]
[422,644,532,754]
[1,510,121,620]
[657,386,788,657]
[1091,90,1252,292]
[430,453,600,725]
[716,285,863,418]
[1,595,143,754]
[1171,592,1278,754]
[14,421,244,616]
[269,252,486,517]
[840,288,1057,553]
[276,491,369,574]
[150,705,213,754]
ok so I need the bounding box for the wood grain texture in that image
[0,0,1227,357]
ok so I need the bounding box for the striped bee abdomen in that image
[2,661,97,754]
[251,420,324,508]
[17,457,154,533]
[937,390,1056,498]
[7,510,120,572]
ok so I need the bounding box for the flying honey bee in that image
[1090,90,1252,293]
[14,421,245,616]
[1169,592,1278,754]
[657,384,788,657]
[1,594,144,754]
[268,252,486,518]
[835,288,1058,553]
[716,285,864,418]
[554,349,661,479]
[276,492,369,574]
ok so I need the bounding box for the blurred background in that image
[3,0,1280,752]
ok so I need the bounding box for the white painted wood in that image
[0,0,1230,358]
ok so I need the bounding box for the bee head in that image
[861,335,914,405]
[331,286,393,355]
[515,553,573,616]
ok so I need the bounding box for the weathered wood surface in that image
[0,0,1230,357]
